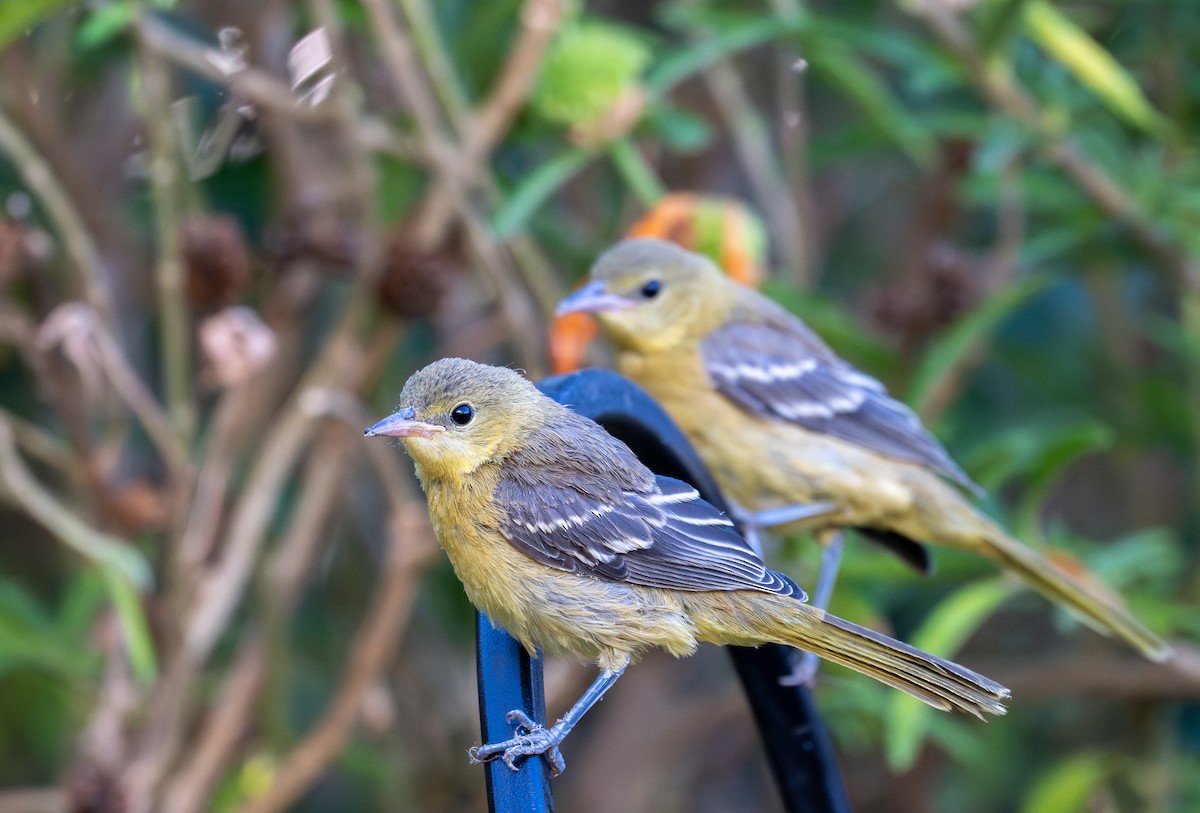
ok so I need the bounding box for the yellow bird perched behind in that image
[365,358,1008,775]
[557,238,1171,666]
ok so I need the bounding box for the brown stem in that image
[703,57,808,283]
[158,644,267,813]
[0,107,111,318]
[360,0,544,369]
[137,17,335,125]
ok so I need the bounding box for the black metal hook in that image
[475,368,852,813]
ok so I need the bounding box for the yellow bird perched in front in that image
[365,358,1008,775]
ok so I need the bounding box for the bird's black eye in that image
[450,403,475,426]
[641,279,662,299]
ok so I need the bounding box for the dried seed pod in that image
[867,241,980,349]
[375,227,454,320]
[182,215,252,310]
[199,305,277,389]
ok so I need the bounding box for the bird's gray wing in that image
[496,428,802,597]
[702,321,981,495]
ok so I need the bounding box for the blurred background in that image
[0,0,1198,811]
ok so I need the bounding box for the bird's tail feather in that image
[690,593,1010,718]
[976,528,1172,662]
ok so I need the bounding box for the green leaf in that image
[1023,0,1170,136]
[908,274,1051,416]
[0,0,73,50]
[74,2,135,50]
[1020,751,1109,813]
[653,105,713,153]
[101,567,158,685]
[647,16,806,98]
[492,148,595,237]
[607,137,665,206]
[964,418,1112,498]
[0,581,94,677]
[884,578,1014,772]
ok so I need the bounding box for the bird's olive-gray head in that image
[556,238,725,353]
[364,358,540,476]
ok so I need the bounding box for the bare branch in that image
[137,17,335,124]
[0,413,150,587]
[0,108,111,319]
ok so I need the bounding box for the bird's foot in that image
[779,651,820,688]
[468,709,567,776]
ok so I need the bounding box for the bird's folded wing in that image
[495,464,803,598]
[701,321,981,495]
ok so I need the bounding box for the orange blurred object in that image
[626,193,767,287]
[549,308,601,375]
[550,193,769,374]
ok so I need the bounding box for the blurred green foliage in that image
[0,0,1198,811]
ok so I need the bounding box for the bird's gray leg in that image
[469,656,630,776]
[729,501,838,557]
[780,530,845,687]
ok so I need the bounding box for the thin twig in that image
[361,0,544,369]
[1,408,72,475]
[0,414,150,587]
[137,17,336,125]
[137,12,194,439]
[159,644,267,813]
[0,107,111,318]
[467,0,563,161]
[703,56,808,282]
[85,307,191,481]
[395,0,473,132]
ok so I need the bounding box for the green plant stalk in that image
[102,565,159,684]
[395,0,472,131]
[607,137,665,207]
[492,147,595,237]
[137,30,194,441]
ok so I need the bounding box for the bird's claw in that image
[468,709,566,776]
